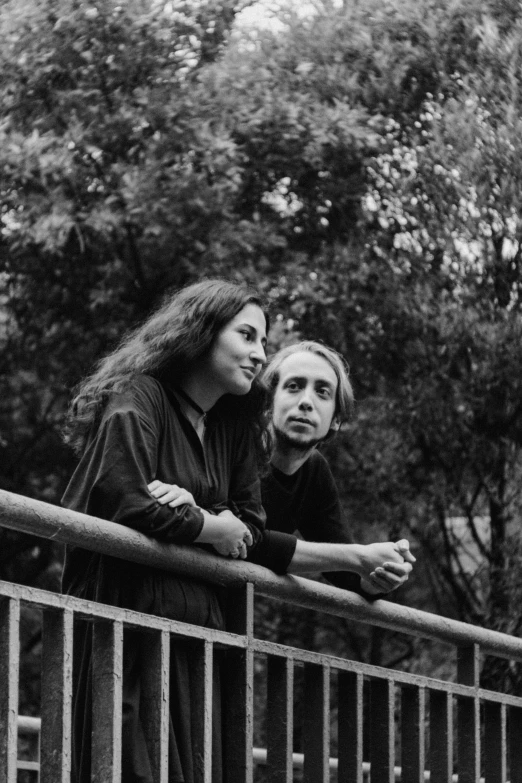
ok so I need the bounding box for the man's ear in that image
[329,416,340,433]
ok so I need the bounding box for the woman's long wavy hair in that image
[64,279,271,466]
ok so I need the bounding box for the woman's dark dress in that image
[61,376,282,783]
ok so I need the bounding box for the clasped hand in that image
[147,480,252,559]
[212,509,253,559]
[359,540,416,595]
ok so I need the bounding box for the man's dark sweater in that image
[260,449,366,594]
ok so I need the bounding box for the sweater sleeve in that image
[62,405,204,544]
[226,424,298,574]
[297,455,384,598]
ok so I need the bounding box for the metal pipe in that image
[2,489,522,660]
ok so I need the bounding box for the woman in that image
[62,279,279,783]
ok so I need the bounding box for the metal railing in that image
[2,488,522,783]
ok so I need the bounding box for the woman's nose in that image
[250,341,266,365]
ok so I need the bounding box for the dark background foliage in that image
[2,0,522,695]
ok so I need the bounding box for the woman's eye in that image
[318,388,331,398]
[240,330,252,340]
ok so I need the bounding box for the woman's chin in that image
[227,381,253,397]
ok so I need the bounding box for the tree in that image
[3,0,522,690]
[262,0,522,686]
[0,0,265,586]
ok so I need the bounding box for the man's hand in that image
[148,480,196,508]
[361,539,416,595]
[358,541,407,573]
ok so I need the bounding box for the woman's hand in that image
[148,480,196,508]
[212,510,253,559]
[148,480,253,560]
[192,508,253,559]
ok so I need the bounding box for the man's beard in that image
[273,425,322,454]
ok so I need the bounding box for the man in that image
[259,340,413,597]
[148,341,414,595]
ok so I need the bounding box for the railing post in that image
[370,678,395,783]
[401,685,426,783]
[457,644,481,783]
[509,706,522,783]
[140,629,170,783]
[0,597,20,783]
[226,582,254,638]
[429,690,453,783]
[40,608,73,783]
[338,670,364,783]
[484,701,506,783]
[303,662,330,783]
[91,619,124,783]
[191,639,214,783]
[266,656,294,783]
[224,583,255,783]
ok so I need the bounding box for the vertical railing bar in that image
[429,690,453,783]
[40,607,74,783]
[457,694,480,783]
[401,685,426,783]
[224,582,255,783]
[224,647,254,783]
[91,619,123,783]
[457,645,480,688]
[303,662,330,783]
[501,703,507,783]
[370,678,395,783]
[192,639,213,783]
[457,645,480,783]
[0,597,20,783]
[266,656,294,783]
[37,725,42,783]
[226,582,254,638]
[509,705,522,783]
[484,700,506,783]
[140,629,170,783]
[338,670,364,783]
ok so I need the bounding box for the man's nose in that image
[298,390,313,409]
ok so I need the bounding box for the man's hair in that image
[262,340,355,423]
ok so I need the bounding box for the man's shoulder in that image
[302,449,331,477]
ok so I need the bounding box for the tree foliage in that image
[2,0,522,688]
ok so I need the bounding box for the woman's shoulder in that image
[103,375,168,420]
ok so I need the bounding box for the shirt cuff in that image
[247,530,297,574]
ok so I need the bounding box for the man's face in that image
[271,351,338,450]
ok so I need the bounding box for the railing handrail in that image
[2,488,522,661]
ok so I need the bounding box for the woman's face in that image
[205,303,267,396]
